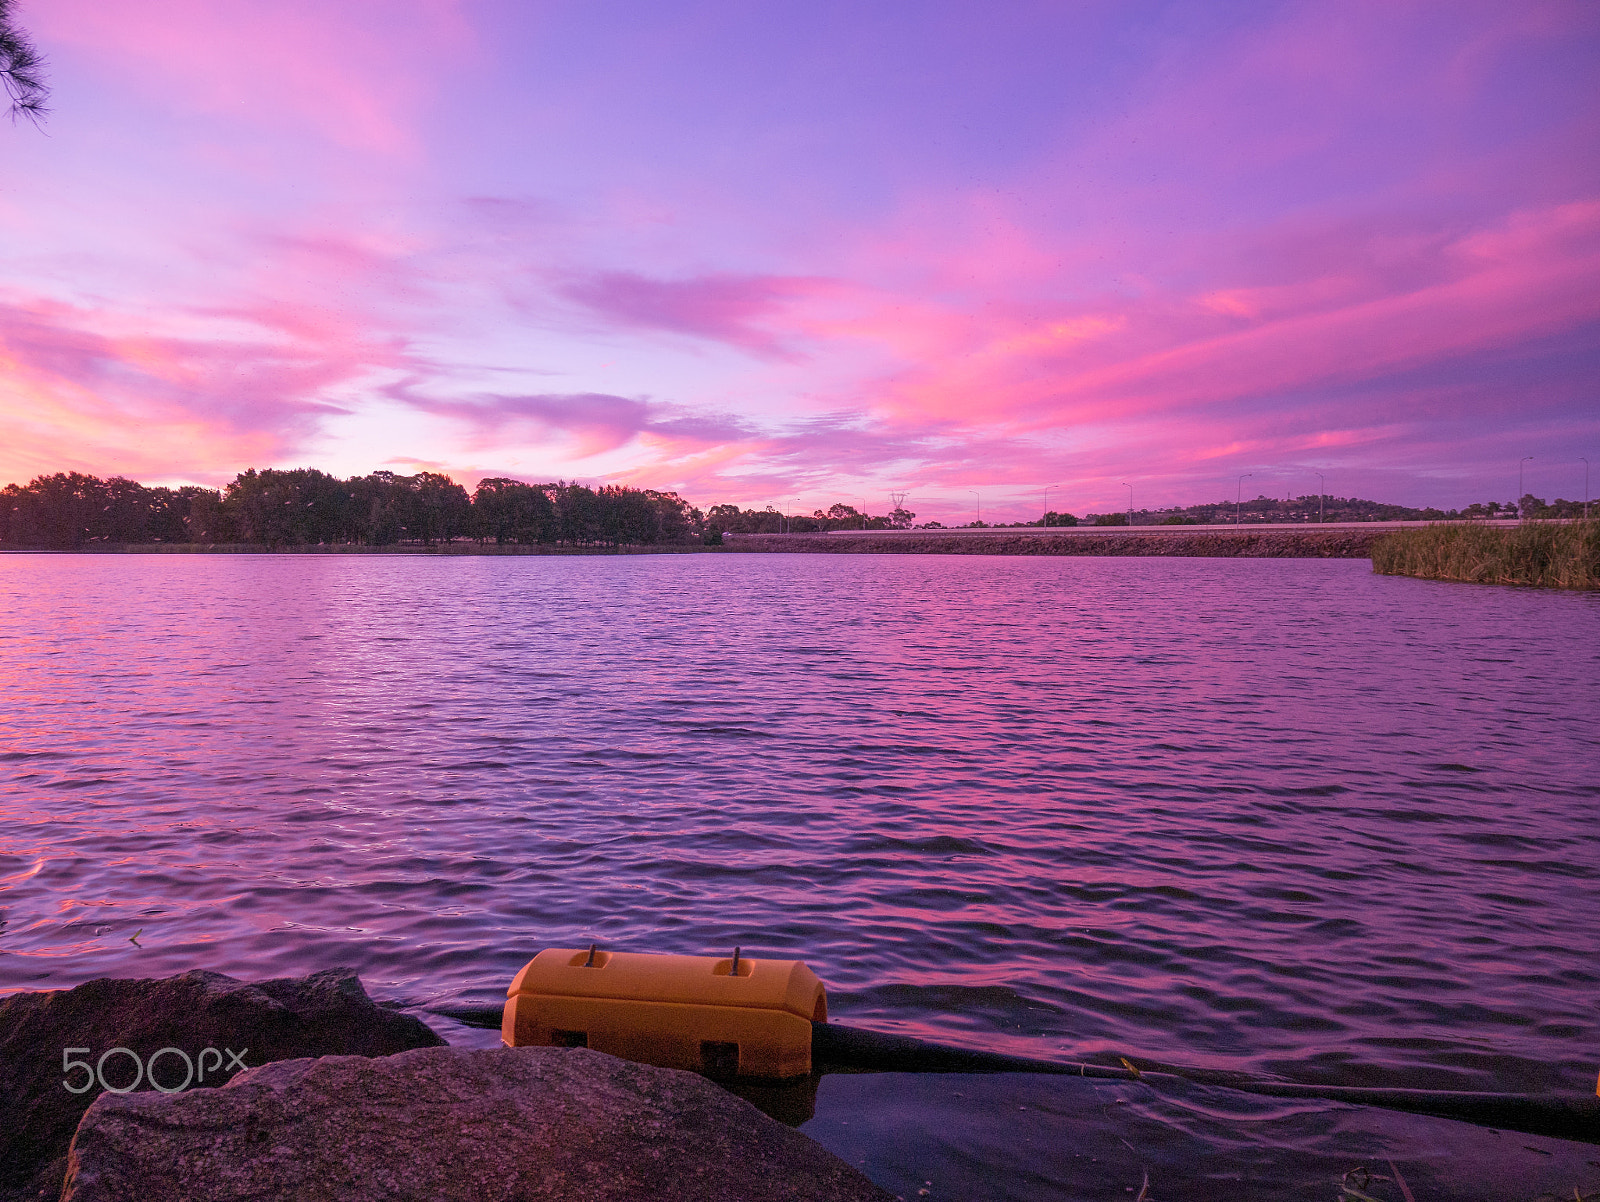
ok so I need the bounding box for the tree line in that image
[702,502,916,536]
[0,469,700,550]
[0,469,936,549]
[7,469,1584,550]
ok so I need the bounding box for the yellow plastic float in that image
[501,946,826,1080]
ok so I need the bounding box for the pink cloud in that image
[466,196,1598,512]
[562,271,831,356]
[393,390,652,460]
[589,195,1596,514]
[391,383,773,468]
[0,291,391,487]
[1070,203,1597,419]
[813,201,1600,439]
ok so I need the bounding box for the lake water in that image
[2,553,1597,1199]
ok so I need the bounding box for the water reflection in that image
[0,554,1596,1111]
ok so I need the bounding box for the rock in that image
[0,968,444,1202]
[61,1046,895,1202]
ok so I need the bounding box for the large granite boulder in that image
[61,1045,894,1202]
[0,969,444,1202]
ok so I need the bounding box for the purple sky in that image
[3,0,1597,521]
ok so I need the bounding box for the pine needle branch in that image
[1,0,50,126]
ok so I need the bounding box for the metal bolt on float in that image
[501,946,827,1080]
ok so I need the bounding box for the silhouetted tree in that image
[224,468,353,546]
[0,472,218,547]
[1,0,47,124]
[704,503,744,536]
[181,487,234,542]
[10,473,108,547]
[543,481,595,545]
[350,471,405,544]
[472,478,556,544]
[408,472,472,544]
[641,489,695,542]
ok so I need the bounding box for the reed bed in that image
[1371,520,1600,589]
[729,529,1388,557]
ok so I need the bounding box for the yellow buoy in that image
[502,946,826,1080]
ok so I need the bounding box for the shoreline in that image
[720,528,1388,557]
[2,528,1390,558]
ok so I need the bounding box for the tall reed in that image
[1371,520,1600,589]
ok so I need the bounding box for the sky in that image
[2,0,1597,522]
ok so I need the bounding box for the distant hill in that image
[1069,493,1591,527]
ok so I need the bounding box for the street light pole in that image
[1122,482,1133,526]
[1315,472,1325,524]
[1236,474,1252,526]
[968,490,981,526]
[1043,485,1056,526]
[1582,458,1590,520]
[1519,456,1533,519]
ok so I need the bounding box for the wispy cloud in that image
[0,291,388,485]
[562,271,829,356]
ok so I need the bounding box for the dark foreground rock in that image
[0,969,444,1202]
[61,1046,894,1202]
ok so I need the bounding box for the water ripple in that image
[0,553,1596,1101]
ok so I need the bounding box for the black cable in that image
[812,1022,1600,1145]
[426,1005,1598,1144]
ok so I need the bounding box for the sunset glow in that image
[3,0,1597,521]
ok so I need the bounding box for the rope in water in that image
[429,1005,1598,1144]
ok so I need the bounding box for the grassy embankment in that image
[727,529,1389,557]
[1371,520,1599,588]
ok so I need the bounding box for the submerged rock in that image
[61,1045,894,1201]
[0,968,444,1202]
